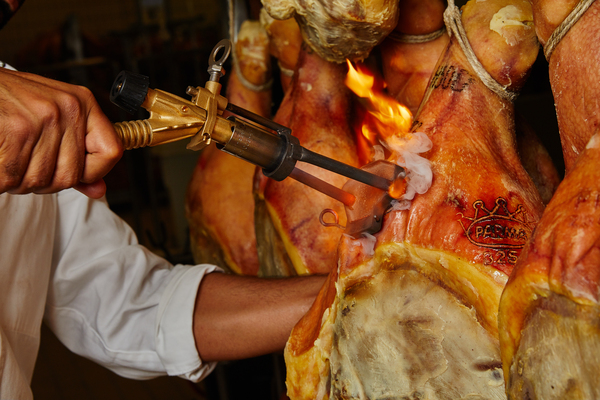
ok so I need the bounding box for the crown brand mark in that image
[458,197,534,250]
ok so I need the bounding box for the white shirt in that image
[0,189,219,399]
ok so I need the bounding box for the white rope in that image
[278,61,295,77]
[232,54,273,92]
[544,0,596,60]
[443,0,518,102]
[387,27,446,44]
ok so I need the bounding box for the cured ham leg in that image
[185,20,271,275]
[498,1,600,398]
[379,0,559,204]
[254,45,359,276]
[261,0,399,62]
[499,136,600,400]
[380,0,449,114]
[530,0,600,171]
[285,1,544,398]
[260,10,302,91]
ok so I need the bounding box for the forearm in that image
[193,272,327,362]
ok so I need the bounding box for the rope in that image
[278,61,295,77]
[443,0,518,102]
[544,0,596,60]
[387,27,446,44]
[232,54,273,92]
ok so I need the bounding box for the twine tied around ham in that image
[443,0,518,102]
[387,27,446,44]
[232,55,274,92]
[544,0,596,61]
[277,61,295,78]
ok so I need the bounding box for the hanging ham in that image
[499,1,600,398]
[185,19,272,275]
[284,0,545,398]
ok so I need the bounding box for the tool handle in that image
[113,120,153,150]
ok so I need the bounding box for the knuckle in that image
[38,100,62,127]
[0,161,24,190]
[55,164,82,188]
[75,84,93,99]
[27,172,53,190]
[108,141,124,161]
[6,114,36,141]
[56,91,83,118]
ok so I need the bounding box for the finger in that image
[33,125,85,194]
[74,179,107,199]
[41,92,87,192]
[13,132,61,193]
[80,100,123,184]
[21,89,86,194]
[0,111,44,194]
[0,138,31,193]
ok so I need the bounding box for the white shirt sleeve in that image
[44,189,221,381]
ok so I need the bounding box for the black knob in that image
[110,71,150,114]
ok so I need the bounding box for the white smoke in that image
[384,131,433,211]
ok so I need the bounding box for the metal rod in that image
[227,102,291,134]
[289,168,356,207]
[299,148,393,192]
[228,102,403,193]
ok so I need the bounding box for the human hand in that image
[0,68,123,199]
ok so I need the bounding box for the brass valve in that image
[111,39,231,152]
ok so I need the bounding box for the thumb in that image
[74,179,107,199]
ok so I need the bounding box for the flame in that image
[345,60,433,203]
[345,60,413,147]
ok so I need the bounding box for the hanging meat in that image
[284,0,545,398]
[254,44,360,276]
[530,0,600,171]
[498,0,600,398]
[261,0,400,63]
[380,0,449,114]
[260,9,302,91]
[185,19,272,275]
[379,0,559,205]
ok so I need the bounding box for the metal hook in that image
[319,209,345,230]
[208,39,232,82]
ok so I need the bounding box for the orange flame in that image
[345,60,413,147]
[345,60,414,198]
